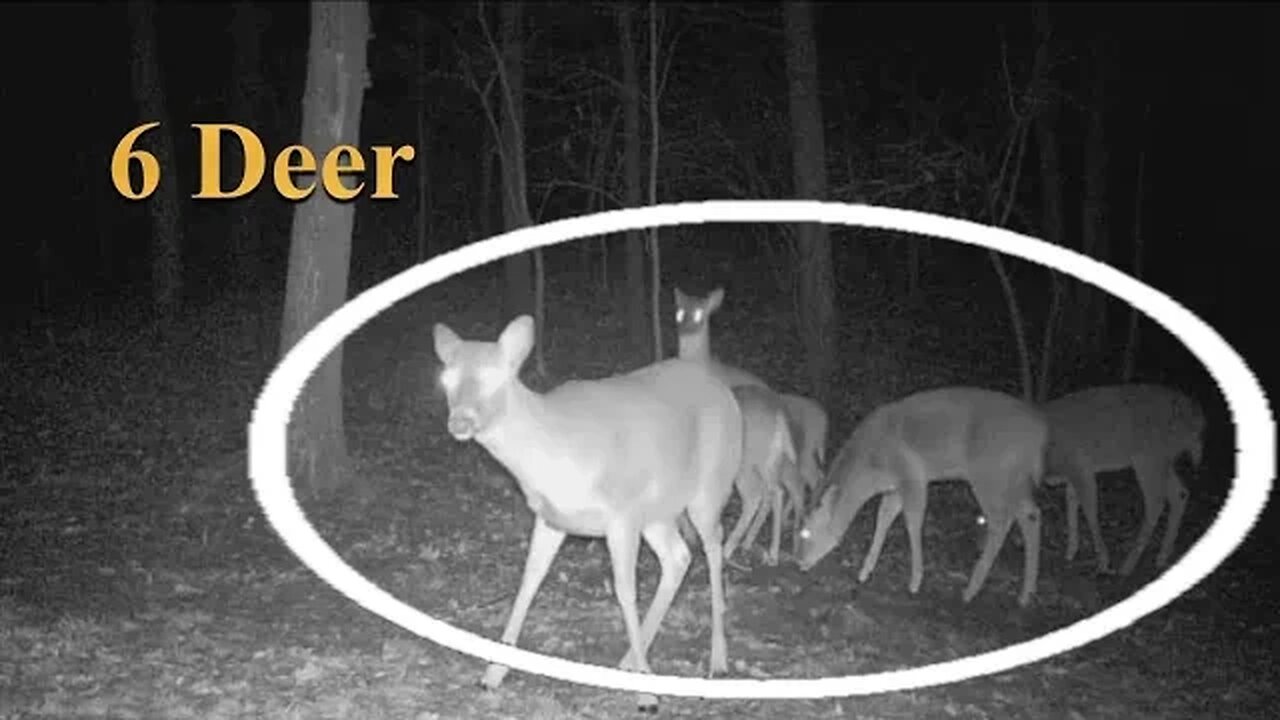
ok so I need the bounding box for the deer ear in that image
[499,315,536,367]
[708,287,725,312]
[674,287,687,304]
[433,323,461,363]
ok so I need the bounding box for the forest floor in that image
[2,244,1276,720]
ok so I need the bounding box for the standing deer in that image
[779,391,830,519]
[675,287,829,553]
[674,287,772,389]
[723,385,804,566]
[798,387,1047,607]
[1042,383,1206,576]
[434,315,742,712]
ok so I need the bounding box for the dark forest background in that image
[13,3,1269,356]
[0,3,1275,717]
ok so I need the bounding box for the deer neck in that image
[825,445,888,540]
[474,381,556,478]
[677,328,712,362]
[831,476,879,536]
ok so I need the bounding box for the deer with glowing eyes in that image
[798,386,1046,607]
[674,287,828,559]
[434,315,743,713]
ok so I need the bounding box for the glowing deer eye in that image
[675,309,684,323]
[439,367,459,391]
[692,309,704,323]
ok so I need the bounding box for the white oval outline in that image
[249,200,1274,700]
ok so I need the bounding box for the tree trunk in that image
[278,0,370,497]
[1032,1,1067,395]
[1079,39,1110,367]
[586,108,619,292]
[479,131,495,241]
[616,2,648,359]
[783,0,835,406]
[903,73,925,301]
[126,0,183,319]
[1122,119,1148,383]
[229,0,267,290]
[646,0,664,362]
[499,3,534,325]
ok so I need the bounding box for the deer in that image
[1041,383,1206,576]
[722,384,805,567]
[433,315,743,713]
[674,287,830,550]
[797,387,1047,607]
[673,287,772,390]
[778,391,830,518]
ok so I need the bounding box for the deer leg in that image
[740,468,772,557]
[859,492,903,585]
[603,525,648,671]
[796,452,816,513]
[766,482,784,566]
[1120,457,1167,576]
[1063,478,1081,561]
[604,524,659,713]
[686,500,729,676]
[765,457,799,565]
[631,522,692,662]
[783,489,801,557]
[1013,494,1042,607]
[1155,463,1190,569]
[900,483,928,595]
[1074,468,1111,574]
[964,501,1012,604]
[785,456,807,556]
[723,475,762,562]
[482,517,567,690]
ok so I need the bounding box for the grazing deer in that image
[779,391,830,519]
[798,387,1046,607]
[1042,383,1206,576]
[723,385,805,566]
[434,315,743,712]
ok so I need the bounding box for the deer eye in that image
[439,366,460,392]
[675,308,684,323]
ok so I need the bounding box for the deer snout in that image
[447,411,480,440]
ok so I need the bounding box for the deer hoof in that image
[480,664,508,690]
[637,692,659,714]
